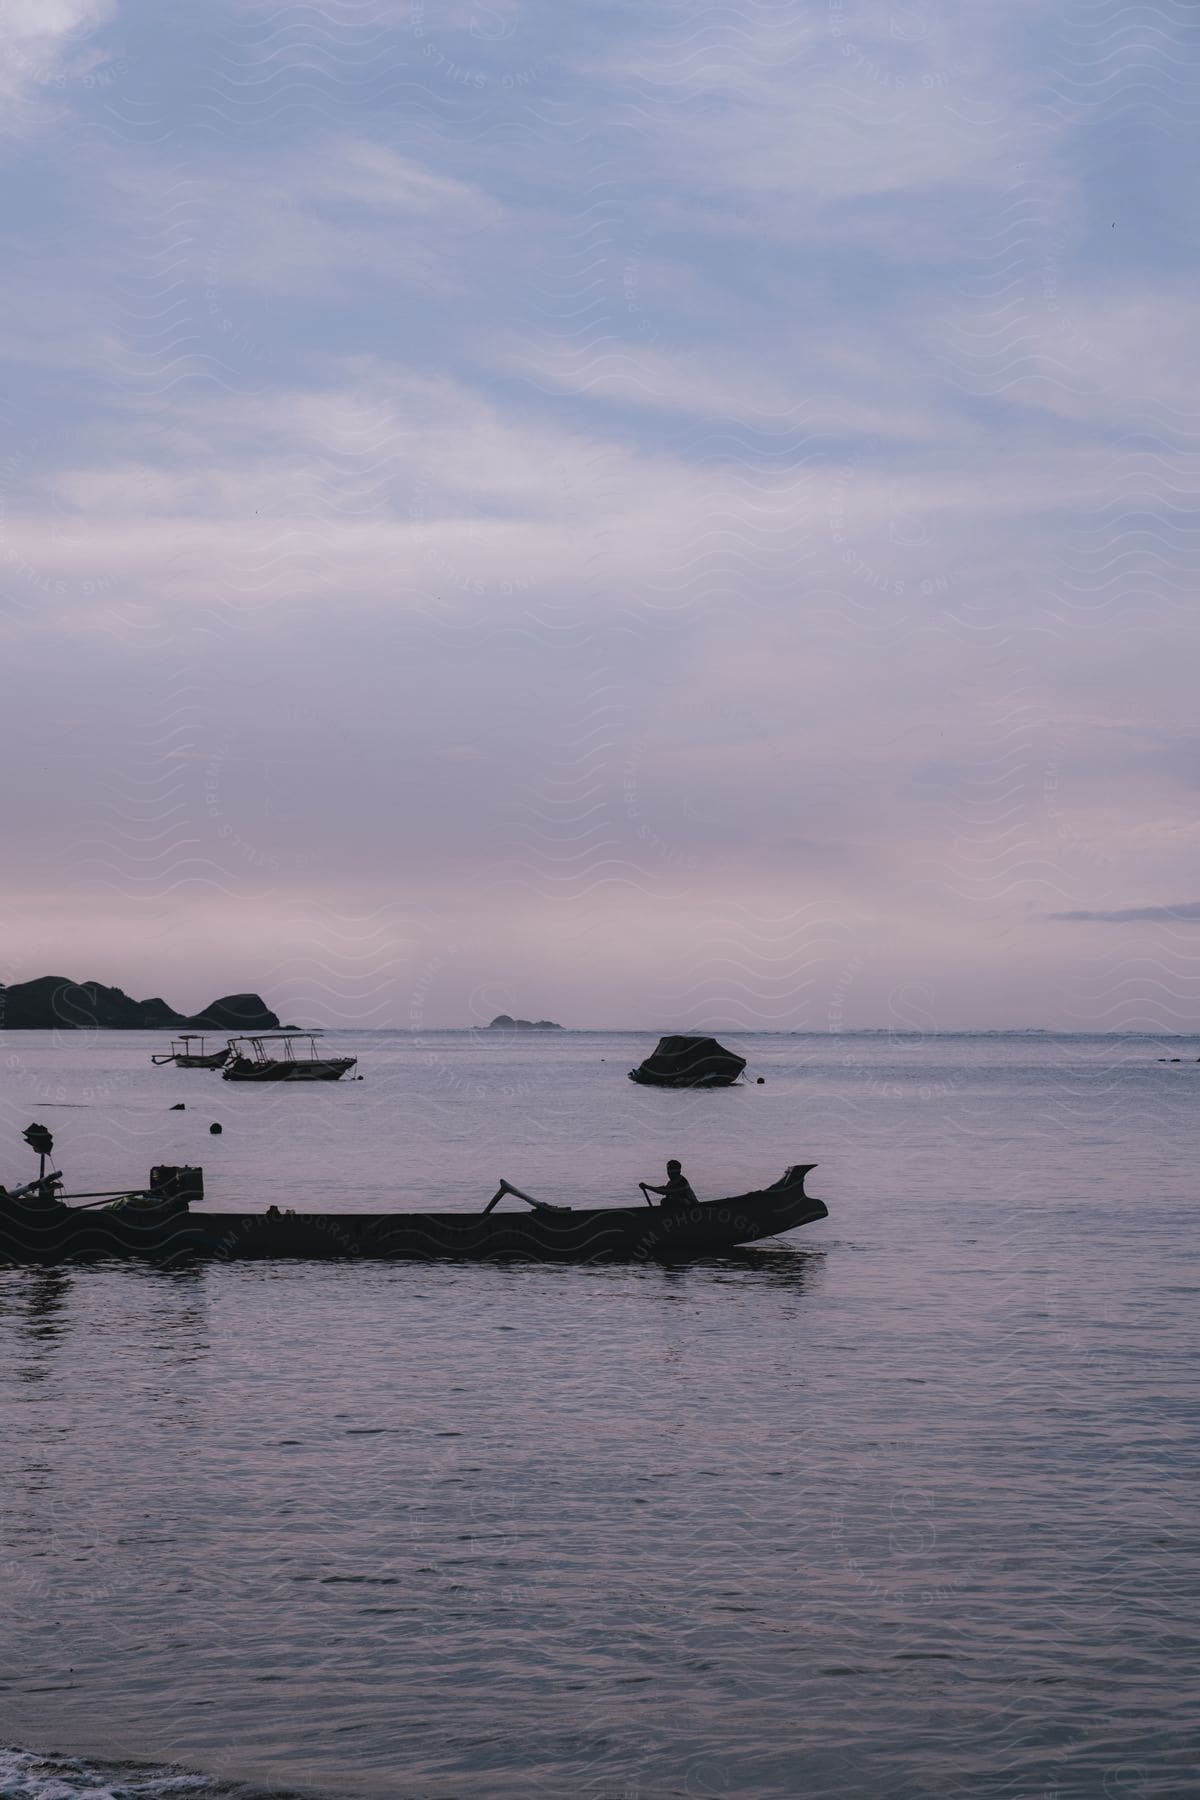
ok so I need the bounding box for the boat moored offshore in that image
[629,1034,747,1088]
[151,1036,231,1069]
[222,1033,357,1082]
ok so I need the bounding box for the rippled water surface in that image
[2,1031,1198,1798]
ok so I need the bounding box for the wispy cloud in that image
[1052,902,1200,924]
[0,0,118,119]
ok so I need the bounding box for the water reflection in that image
[121,1262,211,1373]
[0,1268,72,1381]
[0,1261,212,1390]
[650,1246,825,1294]
[0,1264,217,1603]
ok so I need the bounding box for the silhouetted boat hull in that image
[0,1167,823,1265]
[151,1037,231,1069]
[221,1034,357,1081]
[629,1068,742,1088]
[222,1056,356,1082]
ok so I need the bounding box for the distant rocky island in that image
[0,976,280,1033]
[486,1014,562,1030]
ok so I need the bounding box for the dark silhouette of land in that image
[487,1014,563,1030]
[0,976,280,1032]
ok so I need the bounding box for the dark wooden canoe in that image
[0,1166,824,1266]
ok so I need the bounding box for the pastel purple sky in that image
[2,1,1198,1030]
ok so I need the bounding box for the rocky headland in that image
[0,976,280,1033]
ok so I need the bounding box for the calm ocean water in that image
[1,1030,1197,1799]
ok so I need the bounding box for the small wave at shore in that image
[0,1748,309,1800]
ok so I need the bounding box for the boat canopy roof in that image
[229,1032,322,1043]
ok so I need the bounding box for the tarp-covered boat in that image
[0,1165,824,1265]
[629,1035,747,1088]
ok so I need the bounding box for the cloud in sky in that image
[1,0,1198,1029]
[0,1,117,112]
[1052,903,1200,924]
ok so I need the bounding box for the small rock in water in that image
[170,1102,185,1111]
[210,1122,223,1134]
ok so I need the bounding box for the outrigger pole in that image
[482,1178,569,1215]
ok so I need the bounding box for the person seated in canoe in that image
[640,1160,699,1210]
